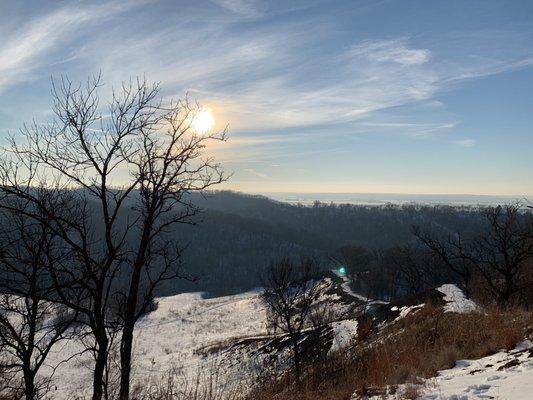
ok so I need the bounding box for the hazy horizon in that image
[256,191,533,206]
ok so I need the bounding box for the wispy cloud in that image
[6,3,530,137]
[454,139,477,147]
[209,0,262,17]
[187,38,441,131]
[244,168,270,179]
[0,1,144,92]
[348,39,431,65]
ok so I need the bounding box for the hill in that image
[33,271,532,400]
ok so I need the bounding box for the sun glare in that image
[191,109,215,133]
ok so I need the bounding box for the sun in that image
[191,108,215,133]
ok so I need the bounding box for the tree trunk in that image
[92,335,109,400]
[292,336,301,382]
[500,274,514,307]
[461,271,471,299]
[119,321,134,400]
[119,262,143,400]
[119,221,151,400]
[23,368,36,400]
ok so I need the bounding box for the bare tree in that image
[261,258,321,381]
[339,245,373,290]
[308,300,341,330]
[387,244,441,295]
[0,75,227,400]
[466,205,533,305]
[0,197,76,400]
[414,204,533,305]
[413,226,474,298]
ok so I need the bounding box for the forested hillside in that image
[164,191,490,295]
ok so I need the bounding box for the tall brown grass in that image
[247,305,533,400]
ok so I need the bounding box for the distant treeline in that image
[0,189,528,298]
[159,191,492,295]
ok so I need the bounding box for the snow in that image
[330,319,358,353]
[2,275,369,399]
[420,340,533,399]
[437,284,477,314]
[360,341,533,400]
[332,270,388,305]
[393,303,425,322]
[40,290,269,399]
[3,279,507,400]
[332,270,370,302]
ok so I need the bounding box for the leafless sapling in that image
[0,198,77,400]
[261,258,321,381]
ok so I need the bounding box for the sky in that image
[0,0,532,196]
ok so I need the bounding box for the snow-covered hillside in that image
[40,274,362,399]
[365,341,533,400]
[44,290,268,399]
[6,274,531,400]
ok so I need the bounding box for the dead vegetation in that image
[128,367,242,400]
[246,304,533,400]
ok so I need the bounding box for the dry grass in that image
[247,305,533,400]
[129,367,243,400]
[401,384,423,400]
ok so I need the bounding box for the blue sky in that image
[0,0,532,195]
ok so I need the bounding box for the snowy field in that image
[41,276,360,399]
[43,290,269,399]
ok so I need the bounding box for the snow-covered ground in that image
[331,270,387,305]
[4,278,529,400]
[437,284,477,314]
[391,303,425,322]
[39,276,361,399]
[332,270,371,302]
[330,319,358,353]
[43,290,269,399]
[377,341,533,400]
